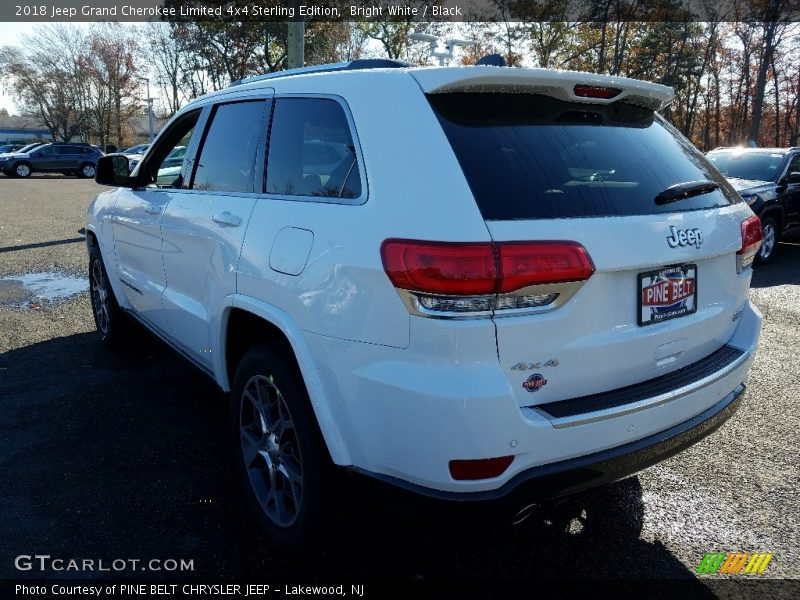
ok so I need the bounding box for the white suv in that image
[86,59,763,546]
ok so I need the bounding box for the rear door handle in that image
[212,211,242,227]
[144,203,161,215]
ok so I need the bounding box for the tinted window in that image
[34,146,58,156]
[429,93,735,220]
[192,100,267,193]
[787,154,800,174]
[266,98,362,199]
[706,150,785,182]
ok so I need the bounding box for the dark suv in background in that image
[0,142,103,179]
[706,147,800,262]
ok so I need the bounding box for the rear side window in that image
[266,98,362,200]
[192,100,267,193]
[429,93,736,220]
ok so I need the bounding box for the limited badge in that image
[523,374,548,392]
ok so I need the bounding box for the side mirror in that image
[95,154,134,187]
[786,171,800,184]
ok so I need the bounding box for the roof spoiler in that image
[412,68,674,111]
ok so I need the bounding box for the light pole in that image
[287,0,304,69]
[140,77,155,143]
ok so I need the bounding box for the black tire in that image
[78,163,97,178]
[13,161,31,178]
[230,344,343,548]
[88,244,131,346]
[755,215,779,264]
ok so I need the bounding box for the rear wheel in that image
[14,162,31,178]
[231,345,342,548]
[756,215,779,263]
[79,163,96,178]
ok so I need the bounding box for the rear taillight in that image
[573,84,621,99]
[380,241,496,296]
[381,239,594,317]
[498,242,595,291]
[737,215,763,273]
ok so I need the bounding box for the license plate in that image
[638,264,697,326]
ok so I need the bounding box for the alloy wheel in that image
[91,260,110,335]
[240,374,303,528]
[760,222,776,260]
[82,164,96,178]
[16,163,30,177]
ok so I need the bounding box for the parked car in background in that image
[88,60,763,547]
[0,142,103,178]
[160,145,186,168]
[0,144,24,154]
[121,143,151,155]
[706,147,800,263]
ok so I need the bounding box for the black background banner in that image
[1,0,799,23]
[4,578,800,599]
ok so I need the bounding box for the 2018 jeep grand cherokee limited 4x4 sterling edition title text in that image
[86,59,763,547]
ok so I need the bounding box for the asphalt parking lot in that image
[0,176,798,596]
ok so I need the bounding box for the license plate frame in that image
[638,264,697,327]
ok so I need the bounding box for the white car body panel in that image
[161,190,257,370]
[110,188,171,332]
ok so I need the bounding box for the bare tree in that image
[0,25,89,141]
[82,24,140,147]
[748,0,788,144]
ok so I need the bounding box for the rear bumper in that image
[307,299,761,495]
[352,382,745,501]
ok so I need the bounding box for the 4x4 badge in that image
[666,226,703,249]
[523,374,548,392]
[511,359,559,371]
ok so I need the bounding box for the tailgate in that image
[487,208,751,407]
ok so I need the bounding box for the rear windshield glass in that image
[706,150,785,182]
[428,93,736,220]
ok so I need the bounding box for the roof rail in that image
[230,59,412,87]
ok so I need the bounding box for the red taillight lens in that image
[381,241,497,295]
[498,242,596,291]
[737,215,763,273]
[573,84,621,99]
[449,456,514,480]
[381,240,594,296]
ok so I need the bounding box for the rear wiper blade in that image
[654,180,720,206]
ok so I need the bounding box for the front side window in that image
[191,100,268,193]
[266,98,362,200]
[786,154,800,176]
[34,146,58,156]
[143,110,201,188]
